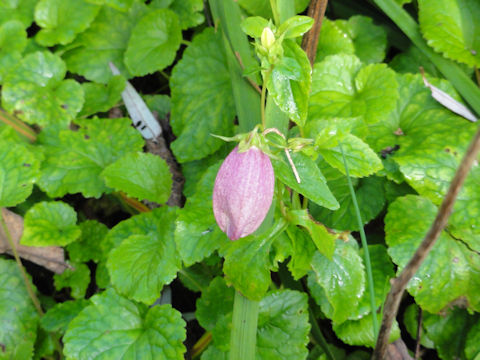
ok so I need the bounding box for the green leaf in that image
[2,51,84,127]
[87,0,135,12]
[0,142,39,207]
[316,19,354,64]
[332,312,400,348]
[0,259,39,359]
[40,299,90,333]
[267,39,311,126]
[466,321,480,360]
[277,16,314,38]
[423,307,476,359]
[309,54,398,125]
[124,9,181,76]
[196,276,235,348]
[80,75,125,117]
[287,209,336,259]
[54,262,90,299]
[21,201,81,247]
[241,16,269,38]
[67,220,109,263]
[353,245,394,319]
[106,207,181,304]
[310,168,386,231]
[385,195,480,313]
[38,118,144,198]
[170,28,235,162]
[175,162,228,266]
[62,2,148,83]
[151,0,204,30]
[272,151,339,210]
[336,15,388,64]
[0,0,36,28]
[286,226,316,280]
[102,152,172,204]
[63,289,186,359]
[418,0,480,67]
[144,94,171,120]
[319,134,383,178]
[390,45,441,77]
[197,279,310,360]
[0,20,27,83]
[34,0,100,46]
[256,290,310,360]
[308,238,365,324]
[223,219,288,301]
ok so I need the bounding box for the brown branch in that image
[301,0,329,66]
[373,125,480,359]
[415,307,423,359]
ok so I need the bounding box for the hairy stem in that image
[229,291,259,360]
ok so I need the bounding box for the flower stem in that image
[339,144,378,339]
[260,70,271,130]
[0,208,43,315]
[229,291,259,360]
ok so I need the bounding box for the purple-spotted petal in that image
[213,146,274,240]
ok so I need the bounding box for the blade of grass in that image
[371,0,480,115]
[209,0,261,132]
[339,143,378,339]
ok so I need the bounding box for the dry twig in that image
[301,0,329,65]
[373,125,480,359]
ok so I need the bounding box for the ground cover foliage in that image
[0,0,479,358]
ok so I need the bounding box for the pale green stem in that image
[229,291,259,360]
[269,0,281,25]
[339,145,379,339]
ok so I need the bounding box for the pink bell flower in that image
[213,146,275,241]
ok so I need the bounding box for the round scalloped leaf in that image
[62,2,148,83]
[1,51,84,127]
[196,279,309,360]
[333,312,400,348]
[0,20,27,83]
[385,195,479,313]
[418,0,480,67]
[0,0,36,28]
[170,28,235,162]
[34,0,101,46]
[102,152,172,204]
[336,15,388,64]
[21,201,81,247]
[80,75,125,117]
[106,207,181,304]
[125,9,181,76]
[309,54,398,125]
[316,19,354,63]
[38,118,144,198]
[63,289,186,359]
[54,262,91,299]
[41,299,90,333]
[318,134,383,178]
[309,239,365,324]
[67,220,109,263]
[175,162,228,266]
[0,142,39,207]
[0,259,39,359]
[310,167,386,231]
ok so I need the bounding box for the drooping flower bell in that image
[213,146,274,241]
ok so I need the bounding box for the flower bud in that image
[261,27,275,50]
[213,146,274,241]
